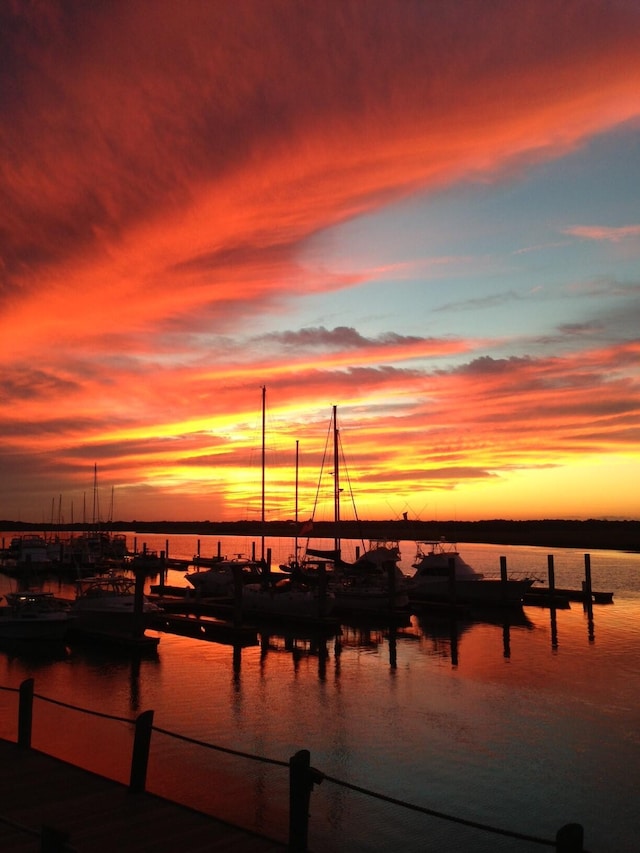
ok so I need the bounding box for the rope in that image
[151,724,288,768]
[34,692,134,725]
[320,771,555,847]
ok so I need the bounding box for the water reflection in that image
[0,637,70,666]
[2,538,638,853]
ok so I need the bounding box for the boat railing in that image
[0,678,591,852]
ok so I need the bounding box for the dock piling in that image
[583,553,593,614]
[500,555,508,602]
[547,554,556,595]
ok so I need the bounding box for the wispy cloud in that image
[563,224,640,242]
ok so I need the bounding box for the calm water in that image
[1,533,639,852]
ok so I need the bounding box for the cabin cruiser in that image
[408,539,535,606]
[71,572,161,637]
[0,591,71,640]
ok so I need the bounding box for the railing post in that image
[18,678,34,749]
[129,709,154,792]
[40,825,70,852]
[556,822,584,851]
[289,749,322,852]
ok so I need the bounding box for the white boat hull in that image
[408,577,535,606]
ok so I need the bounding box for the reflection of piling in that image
[503,622,511,659]
[232,643,242,679]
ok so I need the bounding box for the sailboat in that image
[304,406,409,615]
[184,551,262,597]
[228,388,335,619]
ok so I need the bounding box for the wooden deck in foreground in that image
[0,739,287,853]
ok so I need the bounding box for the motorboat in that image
[407,539,535,606]
[1,535,53,571]
[0,590,72,640]
[71,571,162,637]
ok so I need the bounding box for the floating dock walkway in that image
[0,738,286,853]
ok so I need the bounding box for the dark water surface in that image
[1,535,639,851]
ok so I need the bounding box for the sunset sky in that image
[2,1,640,525]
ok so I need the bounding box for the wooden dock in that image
[524,586,614,607]
[0,739,286,852]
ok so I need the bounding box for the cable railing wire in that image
[0,681,587,850]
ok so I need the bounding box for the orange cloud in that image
[2,1,640,521]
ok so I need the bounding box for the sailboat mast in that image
[333,405,340,555]
[294,439,299,564]
[92,463,97,530]
[261,385,266,562]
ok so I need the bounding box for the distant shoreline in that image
[2,518,638,553]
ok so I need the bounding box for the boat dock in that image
[524,586,613,606]
[0,738,286,853]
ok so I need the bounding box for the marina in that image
[0,533,639,851]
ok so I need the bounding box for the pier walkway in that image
[0,739,286,853]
